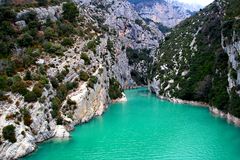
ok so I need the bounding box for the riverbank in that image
[154,93,240,127]
[24,87,240,160]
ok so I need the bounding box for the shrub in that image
[11,78,28,96]
[39,75,49,85]
[61,38,74,46]
[44,27,56,39]
[108,78,123,100]
[107,39,114,52]
[135,19,143,26]
[51,97,61,118]
[2,125,16,143]
[50,77,59,88]
[79,71,89,81]
[43,42,63,55]
[56,22,76,36]
[24,91,38,102]
[24,70,32,81]
[87,76,98,89]
[86,40,97,53]
[56,84,68,101]
[36,0,48,6]
[81,53,90,65]
[17,33,33,47]
[0,41,12,56]
[62,2,79,22]
[32,83,44,97]
[0,75,8,90]
[0,91,8,101]
[56,116,63,125]
[66,81,78,90]
[0,7,16,22]
[20,108,33,126]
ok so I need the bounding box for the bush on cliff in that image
[2,125,16,143]
[79,71,89,81]
[87,76,98,89]
[108,78,123,100]
[20,108,33,126]
[62,2,79,22]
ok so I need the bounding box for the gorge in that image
[0,0,240,159]
[24,88,240,160]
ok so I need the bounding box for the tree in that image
[51,97,61,118]
[17,33,33,47]
[20,108,33,126]
[36,0,48,6]
[61,38,74,46]
[108,78,123,100]
[24,91,38,102]
[32,83,44,97]
[0,75,8,90]
[79,71,89,81]
[24,70,32,80]
[87,76,98,89]
[81,53,90,65]
[2,125,16,143]
[62,2,79,22]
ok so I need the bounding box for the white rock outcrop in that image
[54,126,70,138]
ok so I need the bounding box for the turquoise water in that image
[24,88,240,160]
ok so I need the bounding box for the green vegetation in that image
[2,125,16,143]
[81,53,91,65]
[87,76,98,89]
[11,76,28,96]
[50,77,59,89]
[24,91,38,102]
[32,83,44,97]
[152,0,240,117]
[61,38,74,47]
[20,108,33,126]
[126,47,152,65]
[107,39,114,53]
[108,78,123,100]
[51,97,61,119]
[62,2,79,22]
[85,38,100,53]
[79,71,89,81]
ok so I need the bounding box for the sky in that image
[177,0,214,6]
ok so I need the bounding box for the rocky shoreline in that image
[156,95,240,127]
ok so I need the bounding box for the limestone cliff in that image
[150,0,240,119]
[0,0,163,159]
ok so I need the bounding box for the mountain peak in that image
[129,0,201,28]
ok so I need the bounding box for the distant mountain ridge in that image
[128,0,202,28]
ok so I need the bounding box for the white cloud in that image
[177,0,214,6]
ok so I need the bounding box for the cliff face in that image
[150,0,240,118]
[129,0,202,28]
[0,0,163,159]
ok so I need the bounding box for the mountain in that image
[129,0,202,28]
[0,0,163,159]
[150,0,240,118]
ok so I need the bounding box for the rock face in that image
[54,125,70,138]
[129,0,202,28]
[150,0,240,121]
[0,0,163,159]
[17,5,62,22]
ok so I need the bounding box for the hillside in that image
[0,0,163,159]
[129,0,202,28]
[150,0,240,118]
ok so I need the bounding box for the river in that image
[24,88,240,160]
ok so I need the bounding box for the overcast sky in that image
[177,0,214,6]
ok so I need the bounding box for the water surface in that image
[24,88,240,160]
